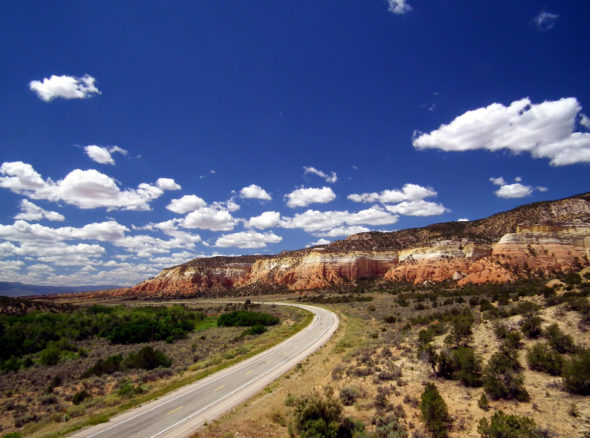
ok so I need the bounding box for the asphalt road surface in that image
[71,303,338,438]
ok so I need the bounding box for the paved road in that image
[71,303,338,438]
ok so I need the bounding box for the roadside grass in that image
[22,305,313,438]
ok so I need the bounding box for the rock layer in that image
[87,193,590,299]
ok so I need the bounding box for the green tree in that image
[420,383,450,438]
[477,410,542,438]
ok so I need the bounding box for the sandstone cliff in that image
[92,193,590,298]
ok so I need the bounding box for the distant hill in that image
[0,282,123,297]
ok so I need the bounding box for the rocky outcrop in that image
[79,193,590,299]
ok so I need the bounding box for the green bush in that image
[72,389,89,405]
[526,343,563,375]
[82,354,123,377]
[544,323,576,354]
[242,324,267,336]
[339,386,362,406]
[289,389,341,438]
[217,311,279,327]
[477,393,489,411]
[39,342,61,366]
[435,347,482,387]
[483,350,529,401]
[477,410,542,437]
[520,316,543,339]
[123,346,172,370]
[420,382,450,438]
[562,349,590,395]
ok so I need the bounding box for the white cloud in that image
[308,238,331,246]
[84,145,128,165]
[387,0,412,15]
[240,184,271,200]
[457,218,469,222]
[281,206,398,233]
[580,114,590,130]
[182,206,238,231]
[348,183,437,203]
[495,183,534,199]
[0,220,128,243]
[315,226,371,237]
[537,186,549,192]
[413,97,590,166]
[166,195,207,214]
[215,230,282,249]
[385,200,448,216]
[303,166,338,183]
[489,177,506,186]
[156,178,181,191]
[29,74,101,102]
[533,11,559,31]
[14,199,65,222]
[246,211,281,229]
[285,186,336,208]
[0,162,179,210]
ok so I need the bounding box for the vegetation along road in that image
[70,303,339,438]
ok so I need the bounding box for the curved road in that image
[71,303,338,438]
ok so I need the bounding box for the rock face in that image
[109,193,590,298]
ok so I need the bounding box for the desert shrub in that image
[520,316,543,339]
[217,310,279,327]
[242,324,267,336]
[562,348,590,395]
[72,389,89,405]
[384,315,397,323]
[544,324,576,354]
[339,386,362,406]
[117,382,145,398]
[288,388,364,438]
[124,346,171,370]
[477,410,542,438]
[374,414,408,438]
[483,349,529,401]
[420,383,450,438]
[39,342,61,366]
[478,393,489,411]
[526,343,563,375]
[452,347,483,387]
[82,354,123,377]
[435,347,482,387]
[503,331,522,350]
[46,375,62,393]
[448,313,474,347]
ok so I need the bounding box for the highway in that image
[71,303,338,438]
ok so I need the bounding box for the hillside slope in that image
[81,192,590,299]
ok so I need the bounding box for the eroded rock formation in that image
[82,193,590,299]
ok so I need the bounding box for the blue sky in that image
[1,1,589,286]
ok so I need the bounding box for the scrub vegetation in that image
[0,300,307,437]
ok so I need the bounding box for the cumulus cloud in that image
[182,206,238,231]
[29,74,101,102]
[581,114,590,130]
[240,184,271,200]
[281,206,398,233]
[303,166,338,183]
[489,176,547,199]
[166,195,207,214]
[0,220,128,243]
[457,218,469,222]
[348,183,437,204]
[0,161,179,210]
[387,0,412,15]
[84,145,128,165]
[385,200,448,216]
[15,199,64,222]
[314,226,371,238]
[413,97,590,166]
[533,11,559,31]
[246,211,281,229]
[215,230,282,248]
[285,186,336,208]
[308,238,331,247]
